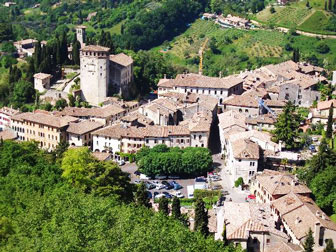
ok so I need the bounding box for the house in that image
[34,73,52,93]
[4,2,16,7]
[86,12,97,21]
[245,114,277,131]
[157,73,244,107]
[216,202,290,251]
[271,192,336,250]
[59,104,126,125]
[14,39,37,57]
[109,53,134,98]
[92,151,111,161]
[217,14,251,29]
[310,99,336,126]
[11,112,78,150]
[226,138,260,183]
[66,120,103,147]
[250,170,311,204]
[0,106,20,131]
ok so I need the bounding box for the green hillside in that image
[254,0,336,35]
[152,19,336,76]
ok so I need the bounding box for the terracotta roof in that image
[110,53,133,66]
[267,86,280,93]
[11,112,78,128]
[157,73,243,89]
[256,170,311,196]
[223,89,268,108]
[92,152,111,161]
[228,219,268,239]
[0,106,20,116]
[61,105,125,119]
[264,99,286,108]
[317,99,336,111]
[81,45,110,52]
[67,120,103,135]
[0,129,16,140]
[76,25,87,29]
[231,139,259,159]
[272,192,336,240]
[14,39,37,46]
[34,73,52,79]
[218,110,247,131]
[245,114,276,125]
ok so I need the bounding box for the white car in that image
[117,160,125,166]
[140,174,150,180]
[172,191,184,198]
[154,193,166,199]
[155,184,165,190]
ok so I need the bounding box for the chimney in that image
[219,71,222,78]
[278,141,282,152]
[164,74,167,79]
[316,211,321,217]
[295,217,301,224]
[322,213,326,220]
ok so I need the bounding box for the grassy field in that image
[151,19,336,76]
[254,0,336,34]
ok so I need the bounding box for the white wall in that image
[93,135,120,154]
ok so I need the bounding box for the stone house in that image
[66,120,103,148]
[0,106,20,131]
[34,73,52,93]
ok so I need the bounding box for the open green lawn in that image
[107,20,125,35]
[331,214,336,223]
[151,19,336,76]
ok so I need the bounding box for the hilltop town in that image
[1,0,336,251]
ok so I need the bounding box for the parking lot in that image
[120,154,250,203]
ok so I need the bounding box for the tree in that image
[54,140,69,160]
[0,217,14,241]
[172,196,181,219]
[274,102,300,149]
[68,94,75,107]
[306,1,310,7]
[72,39,81,66]
[324,239,335,252]
[159,197,169,215]
[234,177,244,188]
[326,103,334,139]
[11,80,35,108]
[222,223,228,246]
[135,182,151,208]
[55,98,68,110]
[194,198,209,236]
[303,228,314,252]
[292,48,300,62]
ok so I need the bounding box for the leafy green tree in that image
[159,197,169,215]
[194,198,209,236]
[274,102,300,149]
[0,217,14,241]
[54,140,69,160]
[0,23,13,42]
[172,196,181,219]
[11,80,35,108]
[324,239,335,252]
[234,177,244,188]
[326,103,334,139]
[135,182,152,208]
[72,38,81,66]
[303,228,314,252]
[55,98,68,110]
[68,94,75,107]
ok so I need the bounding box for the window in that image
[154,139,157,144]
[249,171,255,176]
[239,159,242,162]
[250,162,255,166]
[199,135,202,140]
[146,139,149,144]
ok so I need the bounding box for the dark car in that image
[309,145,316,152]
[170,181,182,190]
[162,191,172,199]
[145,181,156,190]
[153,191,159,199]
[195,177,207,183]
[162,181,173,190]
[134,170,141,176]
[147,191,152,199]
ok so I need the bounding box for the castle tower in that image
[76,25,87,47]
[80,45,110,106]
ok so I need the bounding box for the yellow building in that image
[11,112,78,150]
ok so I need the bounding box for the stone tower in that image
[76,25,87,47]
[80,45,110,106]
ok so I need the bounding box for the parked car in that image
[154,193,166,199]
[210,175,221,181]
[222,190,229,196]
[195,176,207,183]
[117,160,125,166]
[140,174,150,180]
[134,180,141,184]
[170,181,182,190]
[172,190,184,198]
[309,145,316,152]
[212,184,222,190]
[162,192,172,199]
[145,181,156,190]
[134,170,141,176]
[147,191,152,199]
[162,181,173,190]
[155,175,167,180]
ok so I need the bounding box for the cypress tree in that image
[34,41,42,71]
[325,0,328,10]
[329,0,332,10]
[326,103,334,139]
[222,223,228,246]
[72,39,81,66]
[135,182,151,208]
[324,239,335,252]
[303,228,315,252]
[172,196,181,219]
[158,197,169,215]
[60,31,68,64]
[194,198,209,236]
